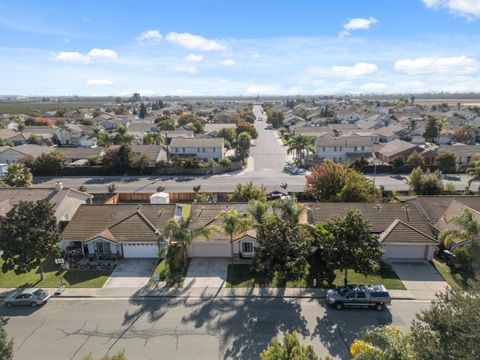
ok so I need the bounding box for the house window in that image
[182,147,185,153]
[197,148,200,152]
[212,147,216,152]
[322,147,326,152]
[339,146,342,152]
[202,148,205,153]
[354,146,358,152]
[334,146,337,152]
[242,242,254,253]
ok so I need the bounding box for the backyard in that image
[0,257,112,288]
[227,262,405,289]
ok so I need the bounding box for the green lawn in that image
[227,263,405,290]
[432,259,476,291]
[149,259,166,286]
[150,258,189,288]
[0,257,112,288]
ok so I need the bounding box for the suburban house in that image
[56,147,104,165]
[161,130,195,145]
[170,138,225,162]
[0,129,26,146]
[187,203,255,258]
[0,144,54,164]
[375,139,423,163]
[308,203,438,260]
[314,135,374,163]
[61,204,177,258]
[436,144,479,166]
[0,185,93,224]
[55,124,84,146]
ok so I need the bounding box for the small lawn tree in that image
[407,150,424,168]
[436,152,456,173]
[4,163,32,187]
[0,321,13,360]
[0,200,60,280]
[324,209,383,286]
[261,331,323,360]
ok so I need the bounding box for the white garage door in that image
[122,242,158,258]
[383,244,428,260]
[190,242,230,257]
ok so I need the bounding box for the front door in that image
[96,242,111,255]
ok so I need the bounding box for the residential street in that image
[1,297,430,360]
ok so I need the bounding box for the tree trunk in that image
[230,235,234,265]
[183,244,188,271]
[343,268,348,287]
[39,260,45,281]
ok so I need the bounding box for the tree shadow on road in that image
[312,303,393,359]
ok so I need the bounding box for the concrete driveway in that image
[184,258,229,288]
[103,259,157,288]
[391,261,449,294]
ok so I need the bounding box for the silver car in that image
[326,285,391,311]
[4,288,50,308]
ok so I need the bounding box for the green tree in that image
[217,127,237,148]
[435,152,456,173]
[267,111,285,128]
[142,131,164,145]
[410,286,480,359]
[467,158,480,188]
[235,121,258,139]
[35,151,67,175]
[438,209,480,248]
[101,145,134,174]
[83,351,127,360]
[234,131,252,160]
[27,134,42,145]
[261,331,320,360]
[305,162,348,201]
[220,209,252,263]
[0,200,60,280]
[407,150,424,168]
[139,102,147,119]
[4,163,32,187]
[248,199,270,225]
[287,134,315,163]
[0,321,13,360]
[271,196,305,226]
[340,169,379,202]
[324,209,382,286]
[155,117,175,131]
[228,181,267,202]
[423,115,438,143]
[407,167,443,195]
[350,326,414,360]
[159,216,213,269]
[453,124,476,144]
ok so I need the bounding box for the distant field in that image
[0,101,107,115]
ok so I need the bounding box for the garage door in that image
[383,244,428,260]
[122,242,158,258]
[189,242,230,257]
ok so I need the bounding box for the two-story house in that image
[55,124,84,146]
[314,135,374,163]
[169,138,225,162]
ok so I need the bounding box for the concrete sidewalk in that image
[0,286,439,300]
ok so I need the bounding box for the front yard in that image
[0,257,112,288]
[432,259,478,291]
[227,262,405,290]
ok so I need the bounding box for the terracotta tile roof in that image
[379,219,437,244]
[308,202,431,235]
[62,204,177,242]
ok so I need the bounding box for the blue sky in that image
[2,0,480,96]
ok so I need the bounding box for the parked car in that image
[326,285,391,311]
[4,288,50,308]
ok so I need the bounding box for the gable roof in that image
[433,200,480,237]
[62,204,177,242]
[170,138,224,148]
[376,140,420,158]
[309,202,431,235]
[379,219,437,244]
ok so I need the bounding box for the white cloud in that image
[87,79,114,86]
[185,54,204,62]
[54,51,89,63]
[394,55,478,74]
[54,48,118,63]
[221,59,236,66]
[421,0,480,19]
[86,48,118,60]
[246,85,279,95]
[173,64,198,74]
[166,32,225,51]
[340,17,378,36]
[136,29,162,42]
[331,62,379,77]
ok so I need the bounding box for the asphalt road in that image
[1,297,430,360]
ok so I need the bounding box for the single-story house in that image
[56,147,104,164]
[0,184,93,224]
[61,204,177,258]
[0,129,26,146]
[375,139,423,163]
[0,144,54,164]
[308,202,438,260]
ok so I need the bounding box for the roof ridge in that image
[381,218,437,243]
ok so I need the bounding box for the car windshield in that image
[338,287,350,296]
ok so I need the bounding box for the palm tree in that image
[408,118,417,131]
[467,158,480,188]
[143,131,164,145]
[248,200,270,225]
[271,196,305,226]
[286,134,315,163]
[220,209,252,263]
[158,216,213,269]
[439,209,480,248]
